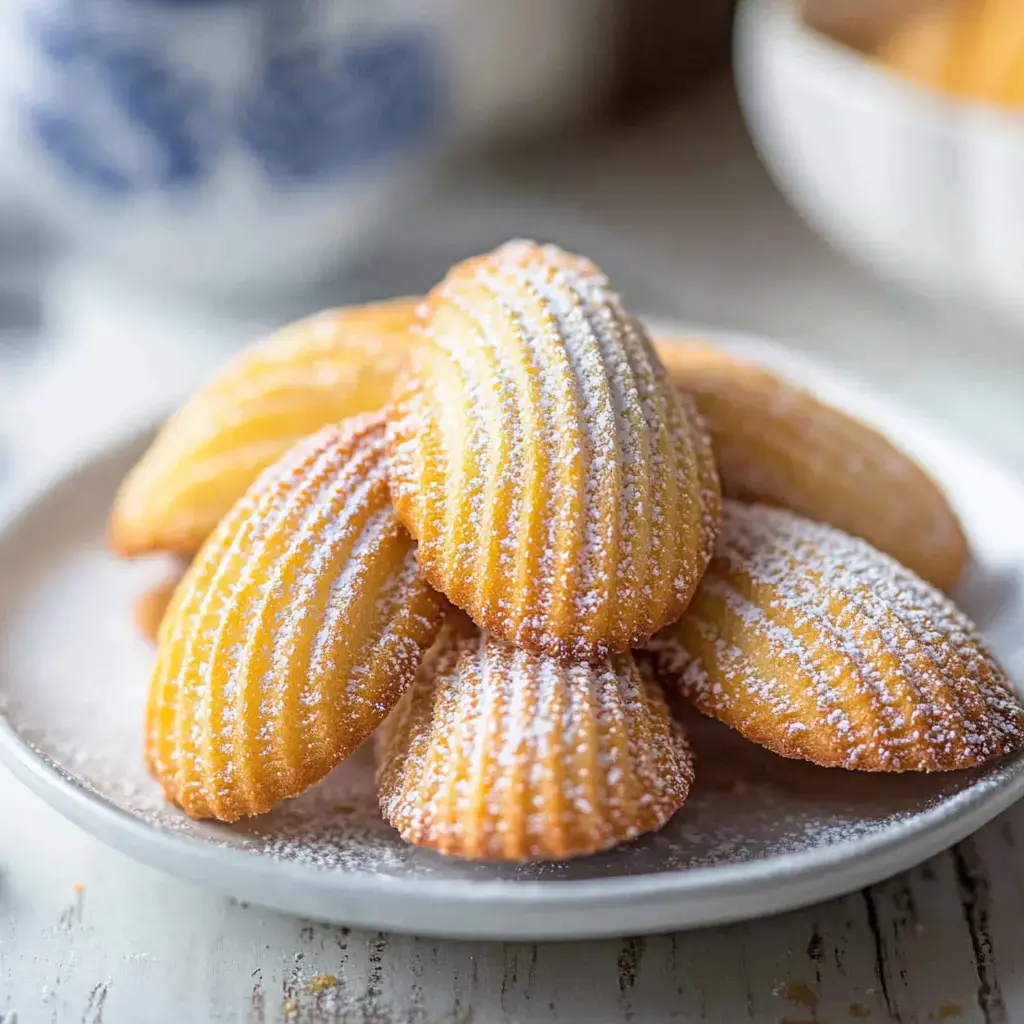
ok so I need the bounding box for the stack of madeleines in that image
[109,240,1024,862]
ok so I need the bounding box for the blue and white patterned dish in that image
[0,0,613,295]
[1,0,447,292]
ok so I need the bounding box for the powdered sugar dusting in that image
[377,621,693,860]
[385,240,720,658]
[149,415,446,821]
[649,502,1024,772]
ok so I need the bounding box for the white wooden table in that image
[3,79,1024,1023]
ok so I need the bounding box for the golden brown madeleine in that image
[647,501,1024,772]
[134,562,188,645]
[377,618,693,861]
[386,241,721,658]
[654,338,968,591]
[147,414,446,822]
[111,297,420,557]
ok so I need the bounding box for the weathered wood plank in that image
[863,850,984,1023]
[955,801,1024,1023]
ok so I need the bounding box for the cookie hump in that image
[386,241,721,659]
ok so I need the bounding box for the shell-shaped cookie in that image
[147,414,446,822]
[111,297,420,557]
[386,241,721,658]
[647,501,1023,772]
[377,618,694,861]
[654,338,968,590]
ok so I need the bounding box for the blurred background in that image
[2,0,1023,495]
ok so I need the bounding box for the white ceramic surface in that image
[735,0,1024,322]
[2,333,1024,941]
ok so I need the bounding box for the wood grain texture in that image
[4,767,1024,1024]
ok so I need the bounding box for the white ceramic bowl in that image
[736,0,1024,321]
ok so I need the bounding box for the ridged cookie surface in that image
[147,415,446,821]
[387,241,721,658]
[655,338,968,590]
[377,617,694,861]
[111,298,419,557]
[647,501,1023,772]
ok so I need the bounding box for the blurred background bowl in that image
[0,0,614,297]
[736,0,1024,323]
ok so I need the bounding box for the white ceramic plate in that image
[2,330,1024,941]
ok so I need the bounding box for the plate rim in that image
[3,325,1024,938]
